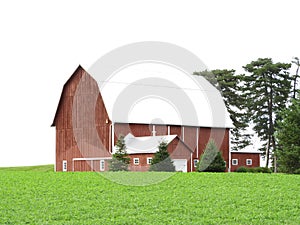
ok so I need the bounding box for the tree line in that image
[194,57,300,173]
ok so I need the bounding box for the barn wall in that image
[112,123,230,172]
[54,66,111,172]
[127,153,154,172]
[197,127,230,172]
[168,138,192,172]
[230,153,261,171]
[114,123,152,141]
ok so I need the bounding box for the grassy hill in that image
[0,164,54,172]
[0,172,299,224]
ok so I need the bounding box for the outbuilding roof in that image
[113,133,177,154]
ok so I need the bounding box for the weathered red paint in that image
[231,152,261,171]
[52,66,257,172]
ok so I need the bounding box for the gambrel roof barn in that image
[52,65,260,172]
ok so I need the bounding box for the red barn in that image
[51,65,260,172]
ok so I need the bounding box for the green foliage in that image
[149,140,175,172]
[109,136,130,171]
[0,172,299,224]
[242,58,291,167]
[276,96,300,174]
[236,166,248,172]
[236,166,272,173]
[197,140,226,172]
[193,70,251,151]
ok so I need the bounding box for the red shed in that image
[230,151,262,171]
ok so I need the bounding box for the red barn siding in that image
[170,125,182,138]
[52,66,231,172]
[128,153,154,172]
[155,125,168,136]
[231,152,261,171]
[52,66,111,172]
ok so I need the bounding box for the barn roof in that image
[52,65,234,128]
[114,133,192,154]
[97,62,233,128]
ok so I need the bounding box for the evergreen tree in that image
[149,140,175,172]
[291,57,300,99]
[193,69,251,151]
[197,139,226,172]
[109,135,130,171]
[242,58,291,167]
[276,94,300,173]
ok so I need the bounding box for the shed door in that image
[173,159,187,172]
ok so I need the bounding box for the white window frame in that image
[100,159,105,171]
[193,159,199,167]
[147,157,152,165]
[232,159,238,166]
[62,160,67,172]
[133,158,140,165]
[246,159,252,166]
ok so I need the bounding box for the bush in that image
[293,168,300,174]
[255,167,272,173]
[236,166,271,173]
[197,140,226,172]
[109,136,130,171]
[149,140,175,172]
[236,166,248,172]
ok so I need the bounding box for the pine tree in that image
[291,57,300,99]
[197,139,226,172]
[276,94,300,173]
[242,58,291,167]
[149,140,175,172]
[193,69,251,151]
[109,135,130,171]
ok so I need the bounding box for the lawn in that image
[0,169,299,224]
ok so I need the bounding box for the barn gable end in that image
[51,65,112,172]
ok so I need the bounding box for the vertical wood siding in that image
[230,153,260,171]
[53,66,111,171]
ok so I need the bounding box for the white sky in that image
[0,0,299,166]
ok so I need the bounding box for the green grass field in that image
[0,167,299,224]
[0,164,54,172]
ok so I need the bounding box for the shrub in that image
[236,166,271,173]
[197,140,226,172]
[109,136,130,171]
[236,166,248,172]
[255,167,272,173]
[293,168,300,174]
[149,140,175,172]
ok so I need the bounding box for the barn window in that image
[100,160,105,171]
[147,157,152,165]
[246,159,252,166]
[193,159,199,167]
[134,158,140,165]
[62,160,67,172]
[232,159,238,166]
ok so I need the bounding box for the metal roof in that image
[98,62,234,128]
